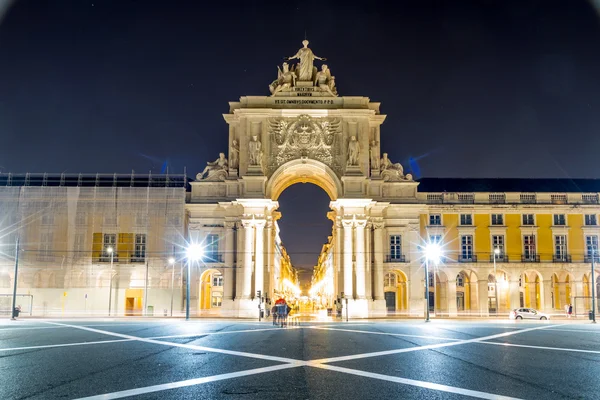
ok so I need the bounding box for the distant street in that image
[1,318,599,399]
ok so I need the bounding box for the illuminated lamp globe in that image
[186,244,204,262]
[424,242,442,264]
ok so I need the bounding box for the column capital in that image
[254,219,266,229]
[341,219,354,229]
[241,219,254,228]
[355,218,368,229]
[224,221,237,229]
[372,217,384,230]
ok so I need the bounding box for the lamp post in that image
[185,244,204,321]
[107,247,114,317]
[493,247,500,317]
[168,257,175,317]
[592,249,597,324]
[423,243,441,322]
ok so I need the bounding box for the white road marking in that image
[311,324,560,364]
[310,363,524,400]
[72,363,300,400]
[307,326,462,341]
[36,321,557,400]
[0,338,134,352]
[0,327,294,353]
[45,322,303,364]
[545,327,600,334]
[479,340,600,354]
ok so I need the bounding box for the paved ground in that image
[1,317,599,399]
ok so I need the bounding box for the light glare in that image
[186,244,204,261]
[424,242,441,264]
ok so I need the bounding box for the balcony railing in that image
[490,254,509,262]
[553,254,572,263]
[522,254,540,263]
[204,253,224,263]
[458,254,477,263]
[385,254,406,263]
[584,255,600,263]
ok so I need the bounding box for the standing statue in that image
[249,135,262,166]
[370,140,379,170]
[269,62,297,95]
[286,40,326,81]
[347,136,360,166]
[314,65,337,96]
[230,139,239,169]
[198,153,228,180]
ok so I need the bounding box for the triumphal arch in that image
[187,40,421,317]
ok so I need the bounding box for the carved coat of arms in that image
[267,115,341,174]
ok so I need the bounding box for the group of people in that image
[271,299,292,327]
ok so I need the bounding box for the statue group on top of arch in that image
[198,152,228,181]
[269,40,338,96]
[380,153,413,181]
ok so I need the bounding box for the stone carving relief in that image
[230,139,239,170]
[267,114,341,174]
[198,153,228,181]
[370,140,379,170]
[347,136,360,166]
[269,62,296,95]
[248,135,264,171]
[380,153,413,181]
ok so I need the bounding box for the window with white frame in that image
[460,214,473,226]
[553,214,566,226]
[491,214,503,226]
[522,214,535,226]
[39,232,53,260]
[212,272,223,287]
[102,233,116,260]
[586,235,598,259]
[492,235,505,255]
[389,235,402,260]
[211,295,222,307]
[456,273,465,287]
[206,234,219,262]
[555,235,567,260]
[585,214,597,226]
[429,214,441,226]
[429,235,442,245]
[461,235,473,260]
[523,235,536,259]
[384,273,396,287]
[133,234,146,261]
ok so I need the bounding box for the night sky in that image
[1,1,600,278]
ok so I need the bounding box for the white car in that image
[509,308,550,320]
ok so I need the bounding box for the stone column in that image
[266,219,273,299]
[373,220,384,300]
[448,279,458,317]
[478,279,489,316]
[254,219,266,298]
[223,221,236,301]
[342,219,354,299]
[335,218,342,296]
[509,279,520,310]
[355,219,367,299]
[241,219,254,300]
[542,280,553,312]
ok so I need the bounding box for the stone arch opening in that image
[199,268,223,311]
[520,270,543,309]
[456,269,478,313]
[267,158,342,201]
[384,270,408,314]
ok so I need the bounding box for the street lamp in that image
[493,247,500,317]
[107,247,114,317]
[168,257,176,317]
[592,249,597,324]
[423,242,442,322]
[185,244,204,321]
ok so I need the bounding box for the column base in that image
[369,299,387,318]
[343,299,369,318]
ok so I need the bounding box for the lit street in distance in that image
[1,319,600,399]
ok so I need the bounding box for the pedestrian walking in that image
[564,304,569,318]
[272,305,278,325]
[568,303,573,318]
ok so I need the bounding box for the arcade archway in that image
[267,158,343,201]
